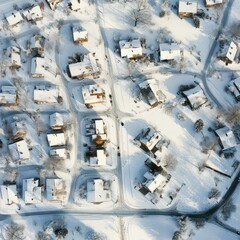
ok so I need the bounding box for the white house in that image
[68,0,81,11]
[215,127,238,152]
[5,10,23,27]
[10,120,26,139]
[50,113,64,130]
[47,133,65,147]
[138,79,166,107]
[182,85,208,110]
[178,0,198,17]
[0,185,18,205]
[6,46,22,69]
[228,77,240,101]
[82,84,105,106]
[30,34,45,54]
[224,41,238,64]
[22,4,43,21]
[205,0,223,7]
[8,139,30,162]
[89,149,107,166]
[72,25,88,43]
[142,171,169,193]
[46,0,62,10]
[46,178,67,203]
[33,85,60,104]
[119,39,143,59]
[68,53,99,78]
[159,43,181,61]
[0,86,18,107]
[87,179,111,203]
[31,57,45,77]
[50,148,67,159]
[23,178,42,204]
[86,119,106,136]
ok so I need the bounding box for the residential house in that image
[182,85,208,110]
[46,0,62,11]
[22,4,43,22]
[119,39,143,59]
[138,79,166,107]
[0,185,18,205]
[159,43,181,61]
[82,84,105,106]
[205,0,223,7]
[47,132,65,147]
[87,179,111,204]
[5,10,23,27]
[10,120,26,139]
[86,148,107,166]
[178,0,198,17]
[228,77,240,101]
[33,85,60,104]
[8,139,30,162]
[6,46,22,69]
[50,113,64,130]
[85,119,107,145]
[23,178,42,204]
[50,148,67,159]
[68,0,81,11]
[29,34,45,55]
[46,178,67,203]
[215,127,238,153]
[72,25,88,43]
[221,41,238,64]
[68,53,99,78]
[0,86,18,107]
[31,57,55,78]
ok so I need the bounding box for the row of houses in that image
[0,177,67,205]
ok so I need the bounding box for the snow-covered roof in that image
[0,185,18,205]
[225,41,238,62]
[8,139,30,162]
[46,0,62,10]
[22,5,43,21]
[95,119,105,134]
[50,148,66,159]
[87,179,111,203]
[139,79,166,106]
[23,178,42,204]
[68,54,99,78]
[46,178,66,202]
[34,85,59,104]
[69,0,81,11]
[119,39,143,58]
[205,0,223,6]
[31,57,46,77]
[228,77,240,99]
[82,84,105,105]
[215,127,238,151]
[5,10,23,26]
[30,35,44,50]
[47,133,65,147]
[10,121,26,137]
[144,171,167,193]
[159,43,181,61]
[50,113,64,129]
[6,46,21,67]
[89,149,107,166]
[183,85,208,110]
[0,86,17,105]
[72,26,88,42]
[178,0,198,14]
[137,128,163,152]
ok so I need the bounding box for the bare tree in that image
[129,0,152,27]
[3,222,25,240]
[221,199,236,221]
[162,154,178,171]
[86,230,107,240]
[208,188,221,200]
[44,156,65,172]
[223,107,240,124]
[3,168,18,184]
